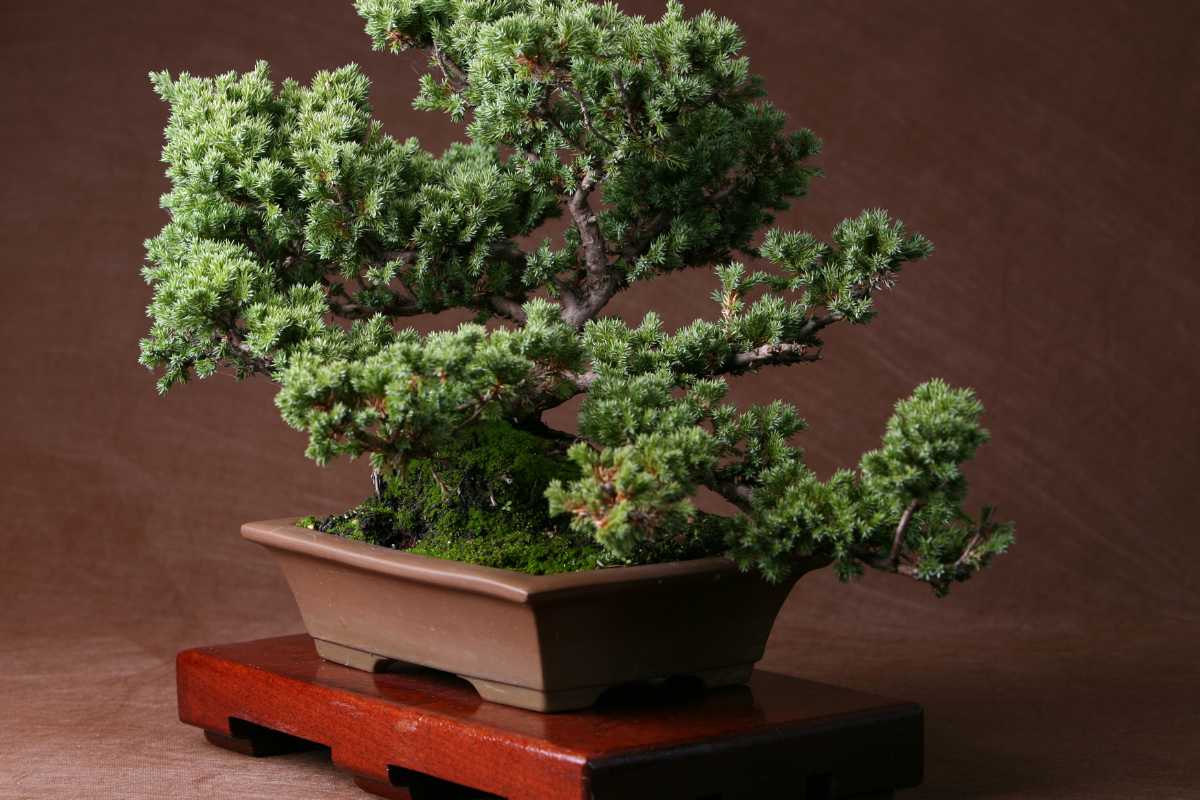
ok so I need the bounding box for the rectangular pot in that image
[243,518,804,712]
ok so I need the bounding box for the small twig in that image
[954,518,992,570]
[888,499,922,566]
[431,42,467,90]
[554,78,617,149]
[613,71,643,137]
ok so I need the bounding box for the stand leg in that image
[354,775,414,800]
[203,718,324,757]
[355,767,500,800]
[180,637,921,800]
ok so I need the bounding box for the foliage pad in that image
[142,0,1012,592]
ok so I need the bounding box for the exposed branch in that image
[569,171,605,276]
[954,515,1000,571]
[375,247,418,263]
[488,295,527,323]
[561,170,621,328]
[727,342,822,372]
[531,335,831,415]
[552,77,618,150]
[612,71,644,138]
[431,42,467,91]
[796,313,838,339]
[230,341,274,374]
[522,368,597,416]
[566,369,598,393]
[888,498,922,566]
[222,321,274,376]
[480,243,533,323]
[620,209,673,264]
[852,499,925,577]
[324,280,424,320]
[710,475,755,513]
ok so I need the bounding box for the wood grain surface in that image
[178,635,922,799]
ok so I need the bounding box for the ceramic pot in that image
[243,518,811,712]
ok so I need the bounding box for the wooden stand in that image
[177,635,922,799]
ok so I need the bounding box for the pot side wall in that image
[269,548,545,687]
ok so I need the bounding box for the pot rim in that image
[242,518,744,605]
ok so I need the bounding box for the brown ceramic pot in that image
[243,518,813,712]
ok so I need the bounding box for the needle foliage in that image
[142,0,1013,593]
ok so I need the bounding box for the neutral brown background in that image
[2,0,1198,797]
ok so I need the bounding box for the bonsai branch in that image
[488,295,527,322]
[519,367,597,416]
[561,170,621,328]
[620,210,673,264]
[888,499,921,566]
[230,341,273,375]
[221,316,273,375]
[320,243,530,323]
[326,284,424,319]
[710,475,755,513]
[431,42,467,91]
[727,342,822,372]
[532,336,829,414]
[953,514,1002,571]
[612,71,644,138]
[854,498,922,576]
[553,77,617,150]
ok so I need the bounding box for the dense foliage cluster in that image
[142,0,1012,592]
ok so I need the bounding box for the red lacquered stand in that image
[176,635,922,799]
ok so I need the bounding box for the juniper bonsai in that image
[141,0,1013,594]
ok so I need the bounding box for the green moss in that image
[380,420,582,545]
[297,421,728,574]
[300,422,599,573]
[409,528,604,573]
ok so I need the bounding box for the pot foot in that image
[461,676,606,713]
[462,663,756,712]
[355,768,500,799]
[315,639,416,673]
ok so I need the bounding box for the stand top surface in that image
[180,635,919,760]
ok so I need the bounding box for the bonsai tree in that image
[141,0,1013,595]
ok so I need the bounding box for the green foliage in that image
[547,370,722,555]
[382,421,578,539]
[142,0,1012,590]
[303,421,608,572]
[273,298,582,467]
[357,0,819,271]
[724,381,1014,594]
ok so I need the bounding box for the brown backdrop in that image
[2,1,1198,797]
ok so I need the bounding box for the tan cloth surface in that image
[2,0,1198,797]
[1,605,1196,798]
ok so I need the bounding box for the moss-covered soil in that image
[298,422,725,574]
